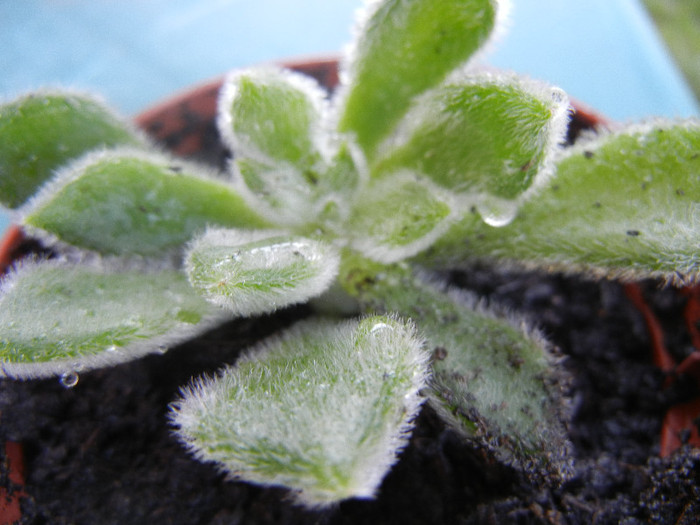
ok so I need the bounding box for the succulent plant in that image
[0,0,698,508]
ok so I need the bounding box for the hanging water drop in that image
[60,371,79,388]
[476,195,519,228]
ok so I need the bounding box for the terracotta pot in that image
[625,282,700,455]
[0,442,24,525]
[0,227,28,524]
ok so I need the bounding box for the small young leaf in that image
[346,172,456,263]
[219,68,362,228]
[372,73,570,201]
[22,149,270,256]
[171,315,429,507]
[339,0,500,158]
[307,141,367,232]
[321,141,364,198]
[218,67,327,169]
[427,120,700,284]
[0,261,227,379]
[0,91,145,209]
[233,157,319,227]
[185,228,340,317]
[339,259,571,480]
[234,141,366,231]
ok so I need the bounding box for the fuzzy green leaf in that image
[0,262,227,379]
[22,149,270,256]
[219,68,363,228]
[346,173,456,263]
[372,74,570,202]
[339,258,571,480]
[0,91,144,209]
[185,229,340,317]
[427,120,700,284]
[339,0,500,158]
[219,68,326,168]
[171,315,429,507]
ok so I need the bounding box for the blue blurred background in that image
[1,0,698,235]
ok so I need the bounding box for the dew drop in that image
[106,345,118,352]
[60,371,79,389]
[156,345,168,355]
[476,196,519,228]
[482,213,513,227]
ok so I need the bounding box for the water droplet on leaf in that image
[477,196,518,227]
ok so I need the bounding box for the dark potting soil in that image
[1,73,699,523]
[1,259,699,525]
